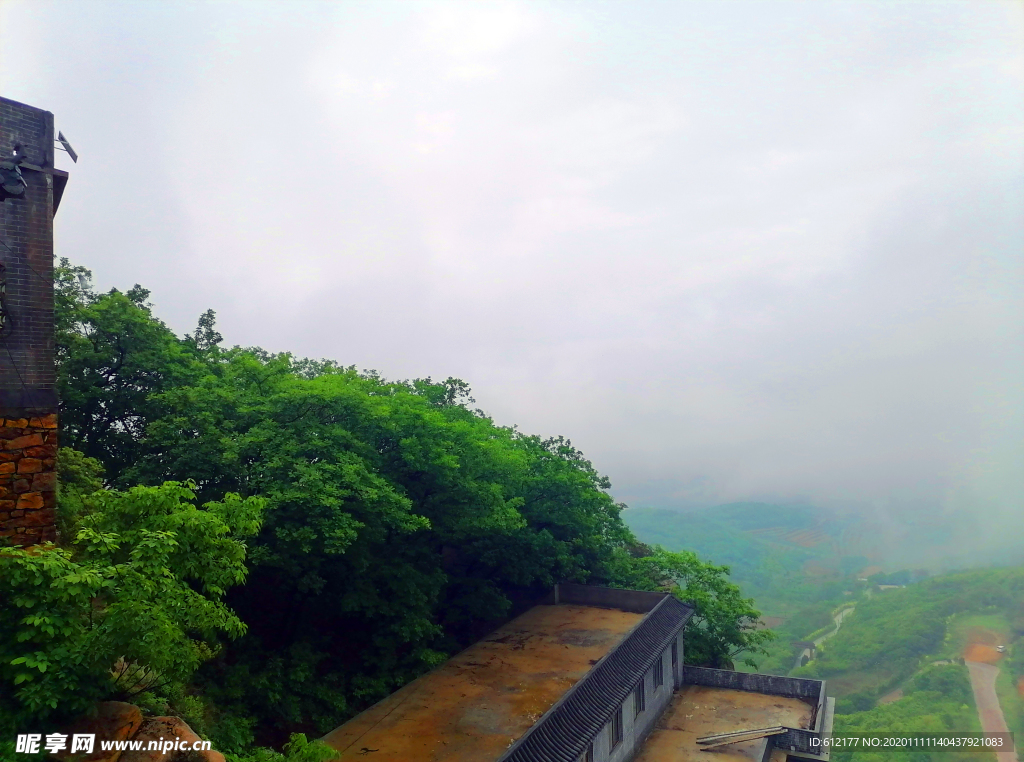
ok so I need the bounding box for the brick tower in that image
[0,96,69,546]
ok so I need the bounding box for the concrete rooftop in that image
[635,685,814,762]
[322,603,645,761]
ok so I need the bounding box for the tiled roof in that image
[499,594,694,762]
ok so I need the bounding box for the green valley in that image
[625,504,1024,759]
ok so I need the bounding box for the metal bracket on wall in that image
[55,132,78,163]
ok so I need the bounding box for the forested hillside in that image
[0,260,771,757]
[832,664,985,762]
[795,567,1024,702]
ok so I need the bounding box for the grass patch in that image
[941,612,1010,656]
[827,666,902,699]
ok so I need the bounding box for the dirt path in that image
[965,660,1018,762]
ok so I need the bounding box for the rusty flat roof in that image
[322,603,645,761]
[635,685,814,762]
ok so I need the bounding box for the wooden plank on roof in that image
[696,726,787,748]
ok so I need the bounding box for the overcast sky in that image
[2,0,1022,526]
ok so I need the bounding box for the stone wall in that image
[0,413,57,545]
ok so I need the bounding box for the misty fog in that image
[2,0,1021,558]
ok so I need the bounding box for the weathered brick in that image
[0,452,18,461]
[29,414,57,429]
[0,462,14,474]
[16,493,43,510]
[30,472,57,492]
[9,508,52,527]
[6,434,43,450]
[17,458,42,473]
[4,419,28,428]
[24,445,56,458]
[13,479,30,493]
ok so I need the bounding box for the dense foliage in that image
[0,480,263,728]
[618,549,774,668]
[0,259,771,752]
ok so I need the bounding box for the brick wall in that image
[1,96,56,402]
[0,414,57,544]
[1,96,59,546]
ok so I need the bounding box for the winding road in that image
[965,660,1018,762]
[793,606,855,671]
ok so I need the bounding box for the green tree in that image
[54,445,105,541]
[833,664,980,762]
[619,548,774,668]
[54,259,208,481]
[0,482,264,728]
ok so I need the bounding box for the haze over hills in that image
[624,502,1024,610]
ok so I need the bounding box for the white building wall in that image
[673,630,685,688]
[588,647,675,762]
